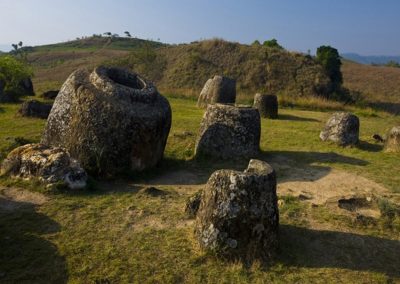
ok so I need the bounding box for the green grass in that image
[1,97,400,283]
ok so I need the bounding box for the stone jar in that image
[195,104,260,159]
[195,159,279,260]
[197,75,236,108]
[42,66,171,176]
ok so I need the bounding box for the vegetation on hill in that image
[0,55,33,101]
[107,39,332,100]
[20,36,400,114]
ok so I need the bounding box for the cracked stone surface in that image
[42,66,171,176]
[195,159,279,260]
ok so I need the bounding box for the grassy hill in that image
[28,37,331,101]
[22,37,400,114]
[342,60,400,113]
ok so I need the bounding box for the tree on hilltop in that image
[316,45,343,91]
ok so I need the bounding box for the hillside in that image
[27,37,331,100]
[342,60,400,113]
[109,39,332,99]
[24,37,400,114]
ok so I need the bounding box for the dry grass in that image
[342,60,400,107]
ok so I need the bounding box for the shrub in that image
[0,55,33,101]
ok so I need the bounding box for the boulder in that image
[195,104,260,159]
[320,112,359,146]
[41,66,171,176]
[18,100,52,119]
[384,126,400,152]
[253,93,278,119]
[197,75,236,108]
[18,77,34,95]
[195,159,279,260]
[42,90,59,100]
[185,191,202,218]
[0,144,87,190]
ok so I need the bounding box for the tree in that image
[316,45,343,90]
[263,39,283,49]
[103,32,112,37]
[124,31,131,38]
[252,40,261,46]
[0,55,33,101]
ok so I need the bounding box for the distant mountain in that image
[341,53,400,65]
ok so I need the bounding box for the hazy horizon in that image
[1,0,399,56]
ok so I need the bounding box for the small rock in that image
[140,186,167,197]
[384,126,400,152]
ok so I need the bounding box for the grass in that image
[1,97,400,283]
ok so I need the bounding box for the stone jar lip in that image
[90,66,157,98]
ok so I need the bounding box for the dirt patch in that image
[0,187,48,211]
[278,168,391,206]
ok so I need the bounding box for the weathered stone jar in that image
[195,104,260,159]
[384,126,400,152]
[42,66,172,176]
[320,112,359,146]
[1,144,87,190]
[197,75,236,108]
[253,93,278,119]
[19,100,52,119]
[195,159,279,260]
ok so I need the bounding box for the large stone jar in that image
[253,93,278,119]
[195,104,260,159]
[42,66,171,176]
[195,159,279,260]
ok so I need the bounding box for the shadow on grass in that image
[258,150,368,182]
[369,102,400,116]
[0,198,68,283]
[278,114,320,122]
[279,224,400,278]
[357,140,384,152]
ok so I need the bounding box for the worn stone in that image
[320,112,359,146]
[253,93,278,119]
[384,126,400,152]
[195,159,279,260]
[185,191,202,218]
[18,100,52,119]
[197,75,236,108]
[41,66,172,176]
[195,104,260,159]
[18,77,34,95]
[0,144,87,190]
[42,90,59,100]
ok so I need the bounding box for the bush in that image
[0,55,33,102]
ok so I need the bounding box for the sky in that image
[0,0,399,55]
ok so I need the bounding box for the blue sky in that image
[0,0,399,55]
